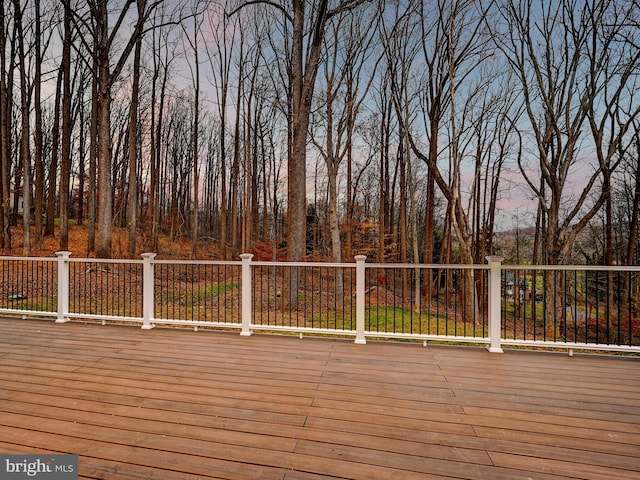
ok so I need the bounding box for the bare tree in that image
[310,8,376,263]
[382,0,492,321]
[33,0,44,249]
[229,0,370,264]
[179,4,206,258]
[126,0,147,257]
[87,51,97,253]
[241,21,270,252]
[491,0,640,330]
[413,0,451,268]
[145,4,178,252]
[204,1,238,259]
[13,0,32,255]
[0,0,13,249]
[81,0,161,257]
[44,60,62,239]
[368,69,394,262]
[584,1,640,268]
[493,0,640,266]
[59,0,75,250]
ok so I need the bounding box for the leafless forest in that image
[0,0,639,266]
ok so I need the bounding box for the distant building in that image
[502,271,529,300]
[9,181,25,215]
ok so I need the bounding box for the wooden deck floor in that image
[0,317,639,480]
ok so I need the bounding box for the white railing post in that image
[55,251,71,323]
[486,255,504,353]
[141,253,157,329]
[354,255,367,344]
[240,253,254,336]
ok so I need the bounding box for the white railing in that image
[1,252,638,353]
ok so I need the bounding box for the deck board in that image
[0,317,639,479]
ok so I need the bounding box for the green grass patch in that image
[303,312,355,330]
[502,301,544,318]
[12,297,57,312]
[53,217,78,226]
[364,306,475,336]
[177,282,240,306]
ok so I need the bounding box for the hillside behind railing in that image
[1,253,639,354]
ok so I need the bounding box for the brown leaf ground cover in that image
[0,225,214,259]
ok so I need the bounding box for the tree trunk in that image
[344,69,355,261]
[242,92,252,253]
[44,67,62,238]
[59,1,72,251]
[378,95,390,263]
[127,3,144,257]
[0,0,12,248]
[96,62,113,258]
[398,139,407,266]
[14,0,31,255]
[149,38,169,252]
[251,107,259,244]
[87,0,150,257]
[190,13,200,258]
[87,58,98,254]
[33,0,44,250]
[287,0,310,264]
[76,77,87,226]
[230,66,241,257]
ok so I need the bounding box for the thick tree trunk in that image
[127,13,143,257]
[96,72,113,258]
[287,0,309,263]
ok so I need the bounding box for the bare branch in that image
[226,1,292,24]
[327,0,371,18]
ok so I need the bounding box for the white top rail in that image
[1,254,639,273]
[66,257,144,265]
[363,262,490,270]
[502,264,640,272]
[152,259,241,266]
[251,260,356,268]
[0,256,57,262]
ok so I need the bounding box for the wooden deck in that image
[0,318,638,480]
